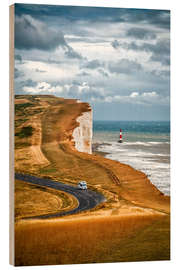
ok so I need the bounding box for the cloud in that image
[111,40,120,49]
[15,14,84,60]
[15,54,22,62]
[34,68,46,73]
[150,53,170,66]
[126,27,156,40]
[64,45,84,59]
[108,59,142,74]
[98,69,109,77]
[92,91,168,106]
[113,39,170,56]
[22,80,105,100]
[139,39,170,66]
[23,81,63,94]
[18,77,169,108]
[14,68,24,79]
[15,4,170,29]
[15,79,37,93]
[151,69,170,78]
[64,81,106,99]
[15,15,67,51]
[23,82,50,93]
[130,92,139,98]
[112,39,170,66]
[142,39,170,56]
[14,4,170,120]
[77,71,90,77]
[81,59,104,70]
[123,9,170,30]
[24,79,37,87]
[79,60,109,77]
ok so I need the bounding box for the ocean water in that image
[93,121,170,195]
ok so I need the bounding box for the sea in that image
[93,121,170,196]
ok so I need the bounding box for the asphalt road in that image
[15,173,106,219]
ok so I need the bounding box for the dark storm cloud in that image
[15,14,84,60]
[108,59,142,74]
[124,9,170,29]
[15,15,67,51]
[126,27,156,40]
[15,4,170,29]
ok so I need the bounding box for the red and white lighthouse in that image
[118,129,123,143]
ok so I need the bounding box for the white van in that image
[78,181,87,190]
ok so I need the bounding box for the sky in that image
[14,4,170,121]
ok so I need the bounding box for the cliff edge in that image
[72,109,93,154]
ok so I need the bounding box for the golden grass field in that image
[15,214,170,266]
[15,181,78,220]
[14,95,170,266]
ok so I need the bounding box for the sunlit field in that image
[15,214,170,266]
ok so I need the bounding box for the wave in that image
[95,140,170,195]
[123,141,170,146]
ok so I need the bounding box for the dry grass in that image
[15,98,29,104]
[15,181,78,220]
[15,214,170,266]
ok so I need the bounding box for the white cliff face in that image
[72,110,92,154]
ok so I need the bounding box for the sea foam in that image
[97,141,170,195]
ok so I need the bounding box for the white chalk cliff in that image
[72,109,92,154]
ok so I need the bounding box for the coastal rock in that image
[72,109,92,154]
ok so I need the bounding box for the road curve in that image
[15,173,106,219]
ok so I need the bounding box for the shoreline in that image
[92,142,171,198]
[92,142,111,157]
[92,142,170,198]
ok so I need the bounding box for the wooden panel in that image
[9,4,14,266]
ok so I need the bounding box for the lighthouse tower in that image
[118,129,123,143]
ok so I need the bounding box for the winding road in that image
[15,173,106,219]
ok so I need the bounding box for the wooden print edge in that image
[9,4,15,266]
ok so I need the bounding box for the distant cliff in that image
[72,108,92,154]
